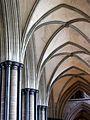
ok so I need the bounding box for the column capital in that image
[21,88,39,95]
[0,60,24,69]
[38,105,48,110]
[30,89,39,95]
[22,88,30,94]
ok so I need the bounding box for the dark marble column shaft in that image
[17,65,23,120]
[0,60,23,120]
[21,88,39,120]
[38,105,48,120]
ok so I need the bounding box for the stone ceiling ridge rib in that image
[36,18,90,31]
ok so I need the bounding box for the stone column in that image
[36,91,39,120]
[0,60,23,120]
[17,65,23,120]
[38,105,48,120]
[21,88,39,120]
[21,89,25,120]
[22,88,30,120]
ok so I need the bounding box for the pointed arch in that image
[57,80,90,118]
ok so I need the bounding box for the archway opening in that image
[48,79,90,120]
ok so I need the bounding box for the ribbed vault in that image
[0,0,90,120]
[5,0,90,119]
[20,1,90,110]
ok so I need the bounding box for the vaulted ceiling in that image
[0,0,90,119]
[20,0,90,105]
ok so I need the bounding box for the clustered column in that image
[0,60,23,120]
[37,105,48,120]
[0,61,48,120]
[21,88,39,120]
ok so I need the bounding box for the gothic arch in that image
[56,80,90,119]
